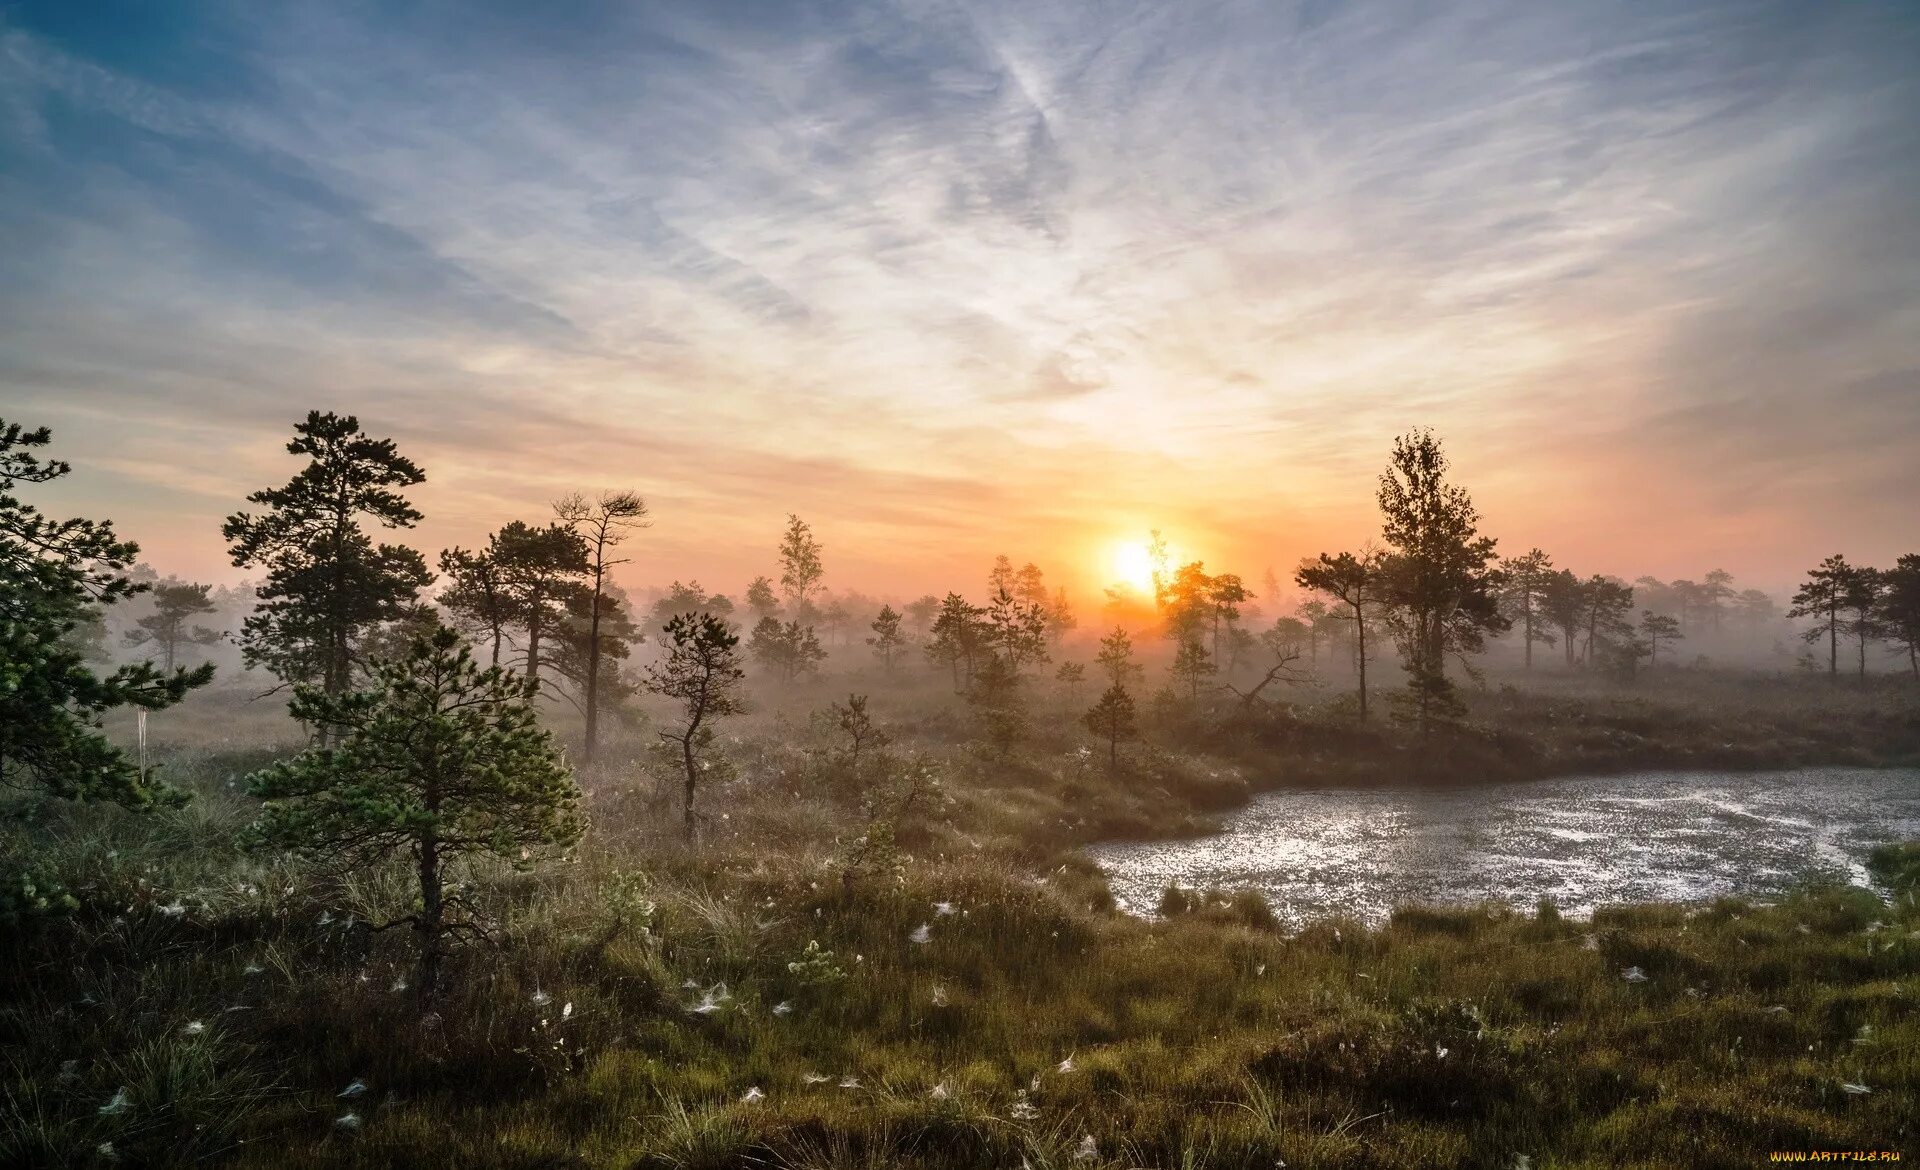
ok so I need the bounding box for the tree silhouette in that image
[223,412,429,705]
[1498,548,1557,670]
[1082,683,1138,771]
[646,613,745,842]
[1095,626,1144,688]
[926,593,987,693]
[0,420,212,806]
[778,514,825,619]
[1170,637,1216,700]
[867,604,906,674]
[438,544,513,666]
[1374,430,1508,734]
[1296,550,1383,720]
[745,575,779,621]
[1881,554,1920,680]
[1789,554,1857,678]
[125,579,223,672]
[1640,610,1682,668]
[493,521,591,688]
[555,490,649,763]
[1579,576,1636,665]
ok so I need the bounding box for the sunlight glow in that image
[1111,541,1157,596]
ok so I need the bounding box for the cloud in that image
[2,0,1917,593]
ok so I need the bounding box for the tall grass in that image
[4,672,1917,1167]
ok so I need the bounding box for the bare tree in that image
[555,491,649,763]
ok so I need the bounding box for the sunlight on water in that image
[1088,768,1920,926]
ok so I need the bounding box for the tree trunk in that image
[1354,602,1368,722]
[1829,601,1838,677]
[416,830,443,1003]
[584,579,604,764]
[680,712,704,844]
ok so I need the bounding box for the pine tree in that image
[437,545,513,666]
[1082,683,1138,771]
[904,594,939,637]
[223,412,430,703]
[492,521,591,687]
[748,616,826,682]
[1640,611,1682,667]
[1206,574,1252,669]
[1295,550,1382,720]
[1701,568,1737,636]
[777,514,825,620]
[1170,638,1216,699]
[555,490,649,763]
[1497,548,1557,670]
[925,593,987,692]
[645,613,745,841]
[1881,554,1920,680]
[1789,554,1856,678]
[1539,569,1586,668]
[245,628,582,999]
[745,575,780,621]
[1374,430,1507,735]
[0,420,213,806]
[866,604,906,674]
[1054,660,1087,702]
[983,587,1050,674]
[548,584,641,731]
[1579,576,1636,665]
[125,580,223,672]
[1094,626,1143,687]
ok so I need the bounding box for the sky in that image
[3,0,1917,605]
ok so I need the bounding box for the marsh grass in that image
[4,673,1918,1167]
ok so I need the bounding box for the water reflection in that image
[1087,767,1920,926]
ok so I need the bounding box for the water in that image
[1087,767,1920,925]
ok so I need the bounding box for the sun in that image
[1110,541,1158,595]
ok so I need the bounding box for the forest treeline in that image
[10,410,1920,813]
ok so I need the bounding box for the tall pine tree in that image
[224,412,430,704]
[0,420,211,806]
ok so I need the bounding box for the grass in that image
[3,666,1918,1167]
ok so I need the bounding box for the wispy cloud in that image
[2,0,1916,594]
